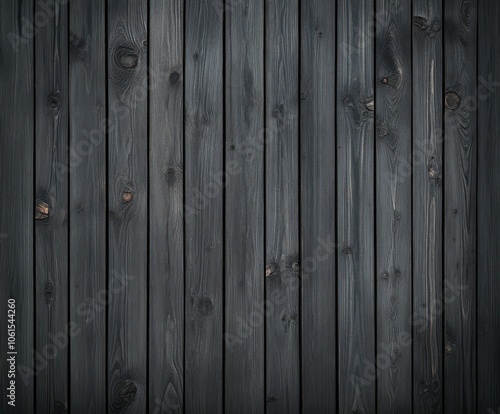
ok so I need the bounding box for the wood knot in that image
[413,16,442,38]
[365,100,375,111]
[291,261,300,272]
[122,190,134,203]
[44,281,55,305]
[111,379,137,411]
[265,263,278,277]
[47,94,60,110]
[445,343,454,354]
[272,104,284,118]
[35,202,50,220]
[169,71,181,85]
[445,92,461,110]
[382,77,389,84]
[53,401,68,413]
[115,47,138,69]
[192,295,214,317]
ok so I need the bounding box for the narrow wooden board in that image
[336,0,376,411]
[477,0,500,411]
[443,0,477,412]
[184,0,224,411]
[149,0,184,412]
[224,0,265,412]
[412,0,444,411]
[107,0,148,411]
[375,0,413,411]
[35,0,69,411]
[69,0,107,411]
[0,1,34,412]
[300,0,336,411]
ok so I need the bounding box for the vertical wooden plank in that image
[412,0,444,412]
[184,0,223,411]
[478,0,500,411]
[107,0,148,411]
[300,0,336,411]
[69,0,107,411]
[224,0,264,412]
[149,0,184,412]
[35,0,69,411]
[265,0,300,412]
[0,0,34,412]
[336,0,376,412]
[375,0,413,412]
[443,0,477,412]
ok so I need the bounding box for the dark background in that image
[1,0,499,412]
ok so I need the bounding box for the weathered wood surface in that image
[443,0,477,412]
[35,0,69,411]
[224,0,265,412]
[412,0,444,412]
[375,0,413,412]
[337,0,376,412]
[1,0,500,412]
[69,0,107,412]
[0,0,34,412]
[300,0,337,411]
[184,0,224,411]
[107,0,148,411]
[148,0,184,413]
[265,0,300,412]
[478,0,500,412]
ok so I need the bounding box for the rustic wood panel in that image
[69,0,107,412]
[0,1,34,412]
[300,0,337,411]
[478,0,500,411]
[375,0,413,411]
[412,0,444,412]
[337,0,376,412]
[2,1,500,412]
[107,0,148,411]
[34,0,69,411]
[443,0,477,412]
[224,0,265,412]
[265,0,300,412]
[184,0,224,411]
[148,0,184,413]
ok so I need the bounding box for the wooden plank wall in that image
[1,0,500,413]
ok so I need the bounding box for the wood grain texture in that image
[35,0,69,411]
[375,0,413,412]
[265,0,300,412]
[443,0,477,412]
[412,0,444,412]
[224,0,265,412]
[0,1,34,412]
[300,0,336,411]
[336,0,376,412]
[149,0,184,412]
[477,0,500,411]
[107,0,148,411]
[69,0,107,412]
[184,0,224,411]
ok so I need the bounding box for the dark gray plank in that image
[300,0,336,411]
[184,0,224,411]
[149,0,184,412]
[375,0,413,412]
[477,0,500,411]
[35,0,69,411]
[443,0,477,412]
[412,0,444,412]
[224,0,264,412]
[264,0,300,412]
[336,0,376,411]
[107,0,148,411]
[69,0,107,411]
[0,1,34,412]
